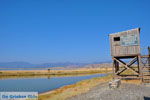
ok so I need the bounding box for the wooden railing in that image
[141,46,150,66]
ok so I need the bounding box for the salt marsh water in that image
[0,74,106,93]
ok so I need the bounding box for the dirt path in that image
[68,83,150,100]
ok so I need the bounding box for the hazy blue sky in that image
[0,0,150,64]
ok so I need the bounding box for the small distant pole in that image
[48,68,50,74]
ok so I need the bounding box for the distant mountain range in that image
[0,61,112,68]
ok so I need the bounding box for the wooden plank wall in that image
[109,28,140,57]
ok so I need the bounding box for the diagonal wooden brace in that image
[117,57,138,74]
[113,57,139,75]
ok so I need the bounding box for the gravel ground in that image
[68,83,150,100]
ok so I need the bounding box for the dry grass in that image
[121,79,142,85]
[39,74,112,100]
[0,68,112,76]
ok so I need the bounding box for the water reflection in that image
[0,74,106,93]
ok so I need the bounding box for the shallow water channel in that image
[0,74,106,93]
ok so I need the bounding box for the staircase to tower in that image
[141,47,150,83]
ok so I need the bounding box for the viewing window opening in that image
[114,37,120,41]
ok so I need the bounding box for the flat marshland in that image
[0,68,147,100]
[0,67,112,100]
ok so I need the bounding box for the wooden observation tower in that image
[109,28,150,81]
[109,28,142,79]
